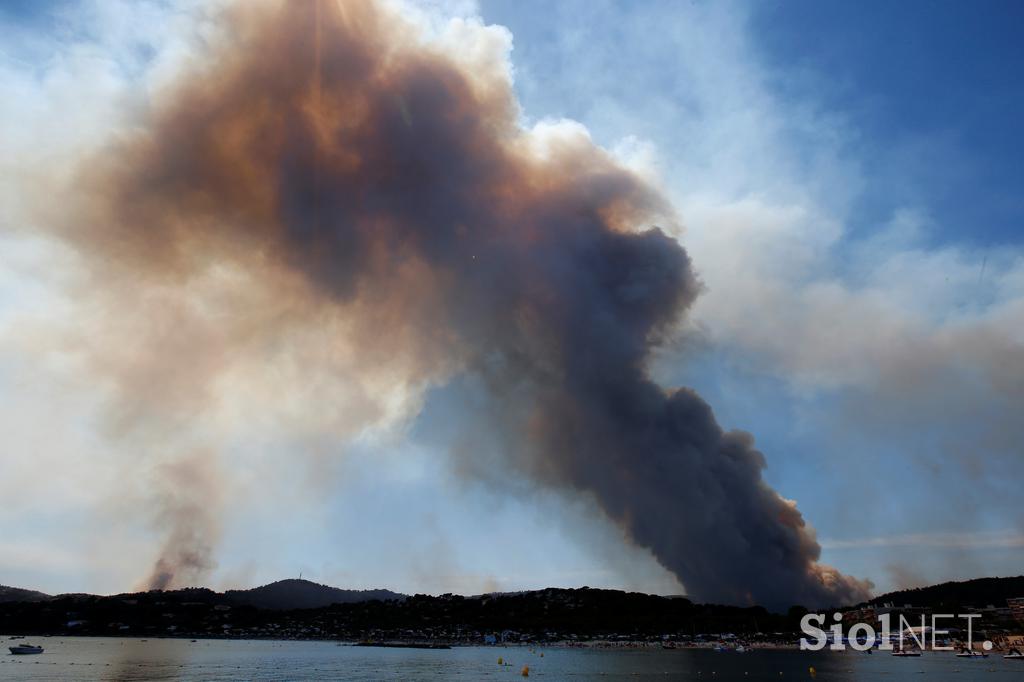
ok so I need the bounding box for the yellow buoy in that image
[498,657,503,665]
[521,665,530,677]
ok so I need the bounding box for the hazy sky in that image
[1,0,1022,599]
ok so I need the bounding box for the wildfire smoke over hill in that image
[19,0,870,608]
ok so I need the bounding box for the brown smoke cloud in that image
[45,0,870,607]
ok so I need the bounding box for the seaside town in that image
[3,579,1023,655]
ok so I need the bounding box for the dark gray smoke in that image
[144,451,222,590]
[56,0,870,607]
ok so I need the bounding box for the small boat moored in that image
[9,644,44,655]
[956,648,988,658]
[1003,647,1023,660]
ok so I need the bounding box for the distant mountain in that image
[869,576,1024,608]
[0,585,52,603]
[225,579,404,610]
[0,579,403,610]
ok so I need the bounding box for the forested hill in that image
[224,579,403,609]
[869,576,1024,608]
[0,585,52,603]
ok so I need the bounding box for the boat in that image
[9,644,44,655]
[1004,648,1024,660]
[891,647,921,657]
[712,643,747,653]
[955,648,988,658]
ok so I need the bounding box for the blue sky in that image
[1,0,1022,599]
[483,0,1024,245]
[752,0,1024,248]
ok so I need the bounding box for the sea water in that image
[2,638,1022,680]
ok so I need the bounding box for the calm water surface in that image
[2,638,1022,680]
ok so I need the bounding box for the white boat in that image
[1002,648,1023,660]
[892,649,921,657]
[714,644,747,652]
[9,644,44,655]
[955,648,987,658]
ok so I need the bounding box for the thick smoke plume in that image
[55,0,870,607]
[146,450,223,590]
